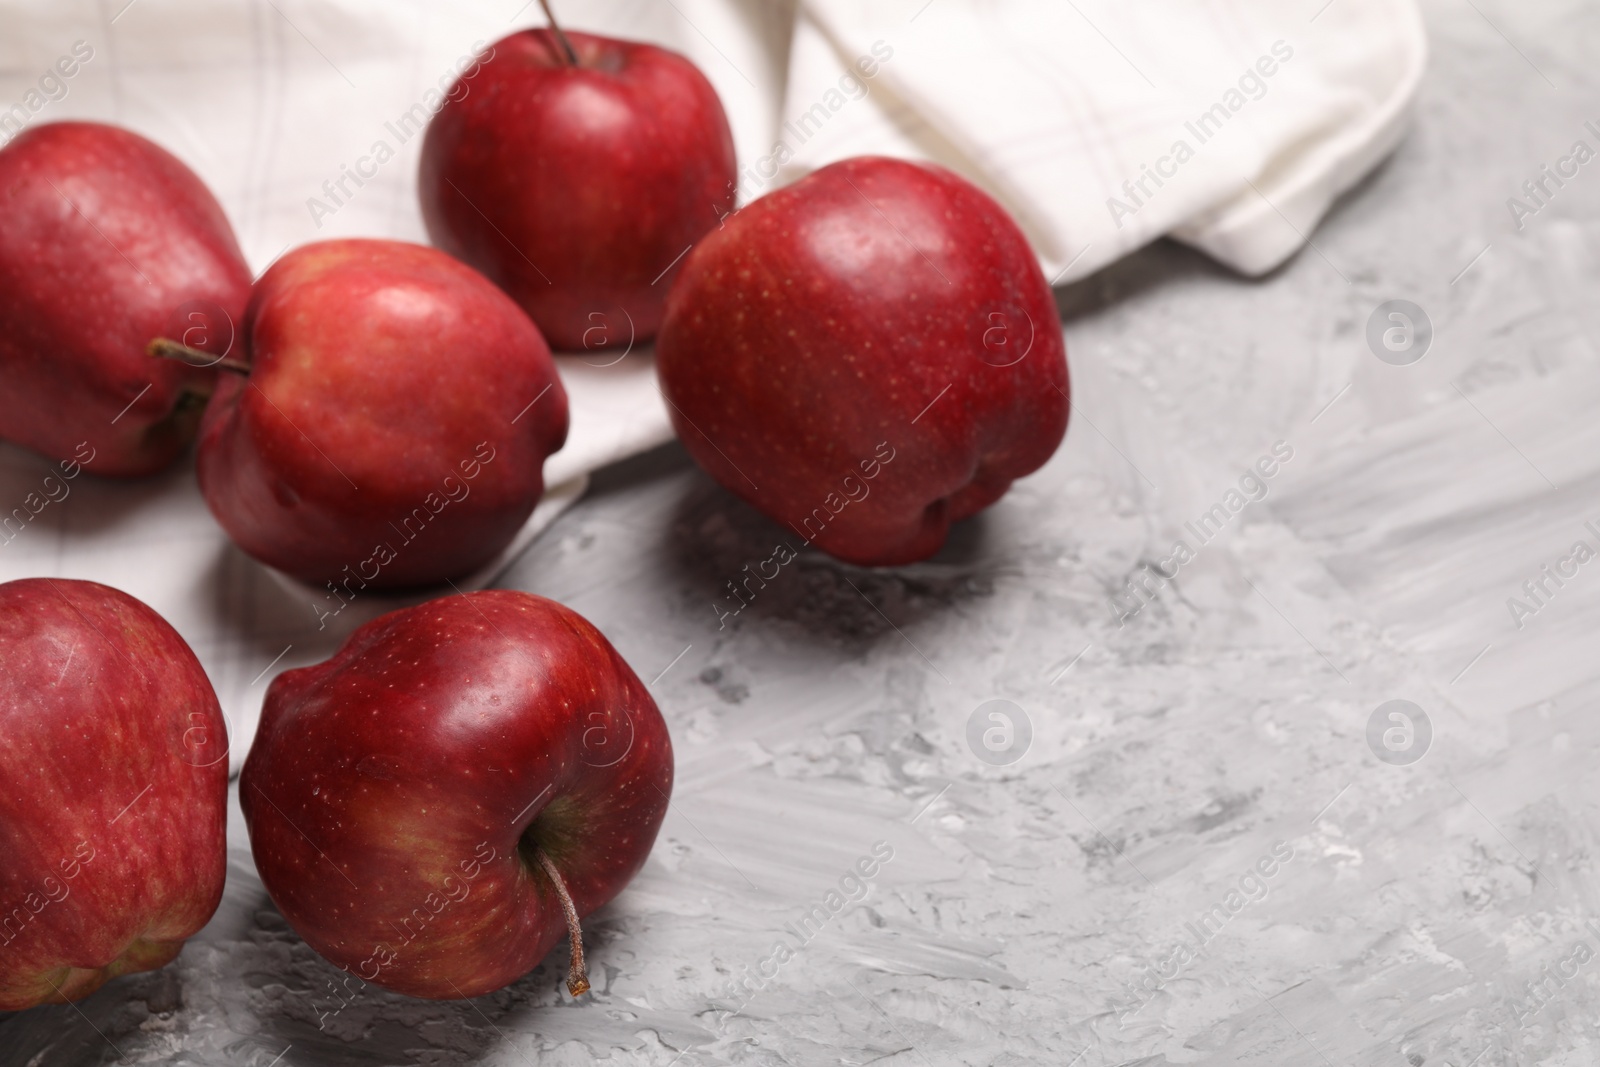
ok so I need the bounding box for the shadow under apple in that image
[238,894,657,1065]
[660,460,1004,649]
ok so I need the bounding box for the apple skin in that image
[0,121,252,477]
[656,156,1070,566]
[196,238,570,590]
[240,590,673,1000]
[0,578,228,1012]
[419,29,737,351]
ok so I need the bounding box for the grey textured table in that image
[8,0,1600,1063]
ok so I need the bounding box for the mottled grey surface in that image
[8,0,1600,1063]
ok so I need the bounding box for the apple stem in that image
[146,338,250,375]
[537,0,580,66]
[534,847,590,997]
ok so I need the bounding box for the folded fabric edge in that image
[1170,7,1431,276]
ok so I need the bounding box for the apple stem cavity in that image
[146,338,250,375]
[534,846,590,997]
[537,0,580,66]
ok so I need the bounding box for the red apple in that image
[240,589,673,1000]
[418,19,737,351]
[656,156,1070,566]
[0,121,252,476]
[189,238,569,591]
[0,578,228,1011]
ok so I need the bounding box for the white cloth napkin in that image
[0,0,1424,771]
[783,0,1428,281]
